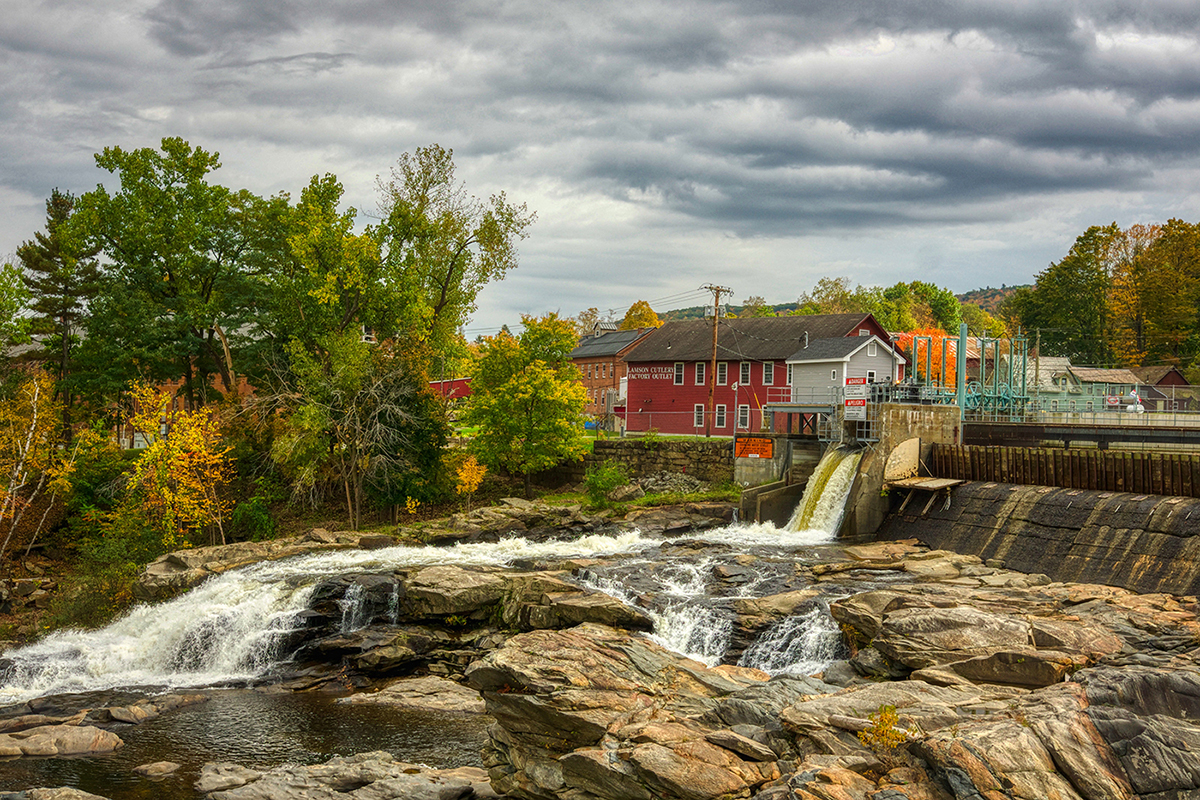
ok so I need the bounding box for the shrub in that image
[583,460,630,507]
[229,495,277,542]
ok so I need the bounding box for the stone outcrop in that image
[195,751,496,799]
[0,724,123,757]
[337,675,487,714]
[135,529,374,601]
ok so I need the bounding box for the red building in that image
[622,314,892,436]
[569,328,655,419]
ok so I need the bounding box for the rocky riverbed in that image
[2,498,1199,799]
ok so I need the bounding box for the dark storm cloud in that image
[4,0,1200,322]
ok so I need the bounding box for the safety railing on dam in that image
[931,443,1200,498]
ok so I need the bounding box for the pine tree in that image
[17,189,101,439]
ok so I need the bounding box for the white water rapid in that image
[2,451,866,704]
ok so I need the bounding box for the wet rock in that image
[0,724,123,757]
[2,790,113,800]
[405,565,506,617]
[198,751,491,800]
[870,606,1033,669]
[338,675,486,714]
[134,761,182,777]
[195,763,263,793]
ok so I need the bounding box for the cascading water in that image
[785,447,862,533]
[339,582,370,633]
[737,604,847,676]
[1,458,867,705]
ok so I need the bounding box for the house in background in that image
[784,335,905,399]
[1022,357,1168,413]
[1133,365,1194,411]
[569,327,655,421]
[622,314,893,436]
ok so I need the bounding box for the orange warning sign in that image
[735,437,774,459]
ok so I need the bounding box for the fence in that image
[931,443,1200,498]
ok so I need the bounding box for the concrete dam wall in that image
[876,481,1200,596]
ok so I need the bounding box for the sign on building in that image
[844,377,868,420]
[735,437,774,459]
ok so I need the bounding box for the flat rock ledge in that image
[136,529,375,601]
[337,674,487,714]
[195,751,497,799]
[461,569,1200,800]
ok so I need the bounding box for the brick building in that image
[569,328,655,420]
[622,314,893,436]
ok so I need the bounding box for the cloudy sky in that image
[4,0,1200,332]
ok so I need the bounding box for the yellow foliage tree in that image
[0,372,68,568]
[619,300,662,330]
[455,455,486,512]
[126,382,233,549]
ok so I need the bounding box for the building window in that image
[763,362,774,385]
[738,404,750,429]
[716,404,727,428]
[674,362,684,385]
[740,361,751,385]
[867,341,877,357]
[693,404,705,427]
[867,370,877,383]
[859,328,870,336]
[786,365,793,386]
[716,362,727,385]
[1051,399,1059,411]
[695,362,706,385]
[831,369,837,381]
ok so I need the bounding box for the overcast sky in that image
[4,0,1200,332]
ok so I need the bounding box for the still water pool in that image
[0,689,490,798]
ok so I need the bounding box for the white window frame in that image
[674,362,684,385]
[740,361,751,385]
[693,404,705,427]
[715,404,727,428]
[786,365,793,386]
[762,362,774,385]
[859,328,870,336]
[695,362,706,385]
[716,362,728,386]
[867,341,877,357]
[867,370,877,383]
[831,369,837,381]
[737,404,750,429]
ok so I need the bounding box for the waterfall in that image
[339,583,370,633]
[0,530,656,705]
[785,447,862,533]
[575,563,732,667]
[738,605,847,676]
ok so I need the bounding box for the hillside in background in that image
[661,302,798,320]
[957,285,1028,313]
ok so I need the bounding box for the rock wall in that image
[540,439,735,486]
[877,481,1200,595]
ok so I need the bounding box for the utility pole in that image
[702,284,732,437]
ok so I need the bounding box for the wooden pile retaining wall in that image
[932,443,1200,498]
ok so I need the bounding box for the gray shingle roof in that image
[625,314,880,362]
[784,337,871,362]
[569,328,654,359]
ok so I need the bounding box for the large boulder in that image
[0,724,123,757]
[337,675,486,714]
[466,623,780,800]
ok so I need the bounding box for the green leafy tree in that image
[0,261,29,352]
[738,296,776,318]
[465,314,587,498]
[270,332,448,529]
[619,300,662,330]
[75,137,274,406]
[1012,225,1119,365]
[375,144,536,357]
[16,189,102,436]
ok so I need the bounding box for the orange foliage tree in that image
[126,382,233,549]
[895,329,958,385]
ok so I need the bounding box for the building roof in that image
[1022,356,1074,393]
[1069,367,1142,385]
[1132,365,1190,385]
[625,314,882,362]
[784,335,905,364]
[569,328,654,359]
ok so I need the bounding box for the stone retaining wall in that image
[537,438,735,487]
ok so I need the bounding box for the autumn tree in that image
[1138,219,1200,371]
[124,382,234,548]
[16,189,102,436]
[0,373,66,568]
[464,314,588,498]
[1107,223,1163,365]
[619,300,662,330]
[894,329,958,385]
[456,455,486,513]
